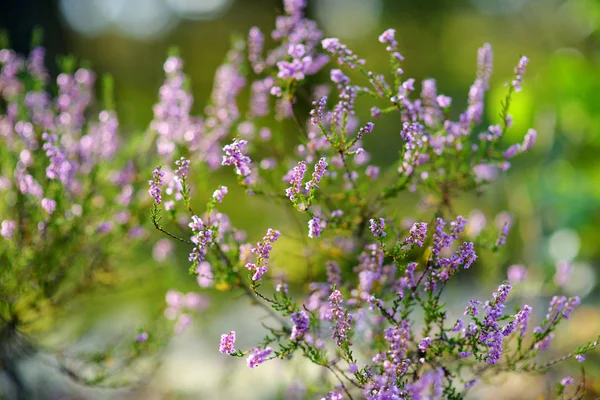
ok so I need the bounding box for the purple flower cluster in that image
[328,289,353,346]
[369,218,386,239]
[432,216,467,256]
[310,96,327,125]
[291,310,310,341]
[406,222,427,247]
[305,157,328,192]
[222,139,252,183]
[219,330,237,354]
[308,216,323,238]
[212,186,228,203]
[285,161,307,201]
[247,347,273,368]
[148,166,165,205]
[478,283,512,364]
[246,228,280,281]
[321,38,365,69]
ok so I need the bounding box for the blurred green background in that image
[1,0,599,398]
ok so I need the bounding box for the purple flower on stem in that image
[308,216,322,238]
[310,96,327,125]
[305,158,328,192]
[329,289,352,346]
[406,222,427,247]
[418,337,432,352]
[378,29,397,52]
[514,304,532,337]
[523,128,536,150]
[174,157,190,180]
[222,139,252,183]
[576,354,585,362]
[219,331,237,355]
[148,166,165,205]
[212,186,228,203]
[503,144,521,159]
[511,56,529,92]
[286,161,307,201]
[291,311,310,341]
[495,223,510,247]
[321,38,364,68]
[369,218,386,239]
[252,228,280,262]
[247,228,280,281]
[247,347,273,368]
[357,122,374,139]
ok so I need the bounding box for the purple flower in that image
[561,376,574,387]
[406,222,427,247]
[459,351,471,358]
[136,332,149,343]
[576,354,585,362]
[305,158,328,192]
[495,223,510,247]
[252,228,281,262]
[189,229,213,264]
[308,216,322,238]
[212,186,228,203]
[503,144,521,159]
[452,319,464,332]
[286,161,307,201]
[246,228,280,281]
[378,29,397,52]
[514,304,532,337]
[219,331,237,355]
[523,128,536,150]
[41,198,56,215]
[357,122,374,139]
[310,96,327,125]
[321,38,364,68]
[247,347,273,368]
[1,220,16,239]
[436,95,452,108]
[511,56,529,92]
[369,217,386,239]
[418,337,432,352]
[291,310,310,341]
[328,289,353,346]
[465,379,478,388]
[148,166,165,205]
[222,139,252,183]
[174,157,190,180]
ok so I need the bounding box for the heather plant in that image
[0,1,597,399]
[146,1,598,399]
[0,35,189,393]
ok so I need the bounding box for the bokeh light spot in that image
[548,228,580,262]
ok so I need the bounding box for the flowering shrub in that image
[1,1,598,399]
[143,1,599,399]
